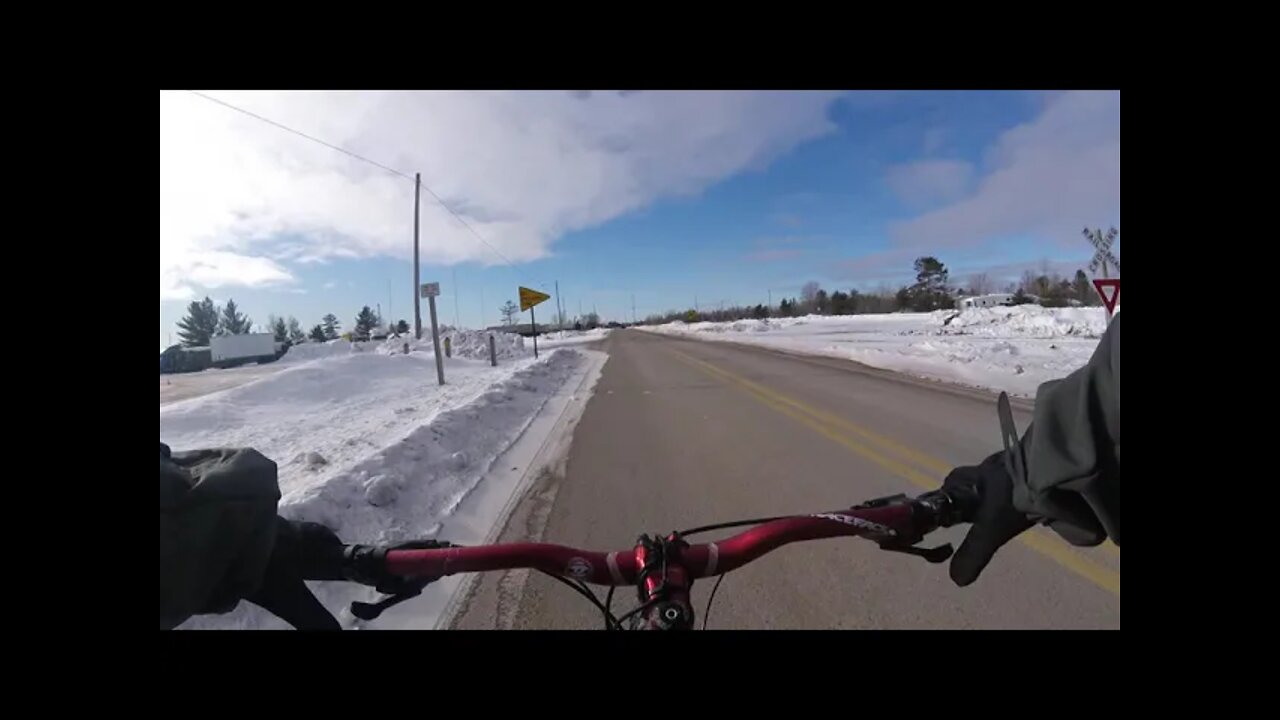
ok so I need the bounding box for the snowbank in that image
[169,348,586,630]
[281,329,528,365]
[277,338,369,364]
[440,328,526,360]
[640,307,1115,397]
[926,306,1109,338]
[537,328,612,347]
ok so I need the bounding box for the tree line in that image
[175,298,412,348]
[641,255,1107,326]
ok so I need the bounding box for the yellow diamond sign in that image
[519,286,551,311]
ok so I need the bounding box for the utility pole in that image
[555,280,563,330]
[413,173,422,340]
[632,294,637,324]
[453,267,460,329]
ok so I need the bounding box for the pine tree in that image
[176,297,220,347]
[288,316,306,343]
[270,315,289,342]
[309,324,327,342]
[219,299,252,335]
[322,314,340,340]
[909,257,950,311]
[354,306,378,341]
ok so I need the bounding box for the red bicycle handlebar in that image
[385,501,919,586]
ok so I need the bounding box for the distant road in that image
[159,363,286,406]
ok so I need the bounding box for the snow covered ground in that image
[163,332,593,630]
[535,328,611,348]
[638,306,1116,398]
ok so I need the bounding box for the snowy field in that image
[638,306,1117,398]
[162,330,593,629]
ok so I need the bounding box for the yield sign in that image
[519,286,551,311]
[1093,278,1121,315]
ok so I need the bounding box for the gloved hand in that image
[941,451,1034,587]
[245,519,347,630]
[342,539,455,596]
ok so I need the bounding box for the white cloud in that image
[885,159,975,209]
[889,91,1120,250]
[159,249,293,300]
[160,90,841,300]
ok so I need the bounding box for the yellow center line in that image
[673,350,1118,557]
[669,349,1120,596]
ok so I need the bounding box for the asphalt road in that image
[452,329,1119,630]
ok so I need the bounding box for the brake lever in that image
[350,580,430,621]
[345,539,456,621]
[877,541,954,564]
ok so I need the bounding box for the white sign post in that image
[422,283,444,385]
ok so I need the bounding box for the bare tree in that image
[800,281,821,303]
[500,300,519,326]
[1020,270,1039,296]
[968,272,994,295]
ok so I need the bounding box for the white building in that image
[957,293,1016,309]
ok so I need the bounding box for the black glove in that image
[245,519,347,630]
[341,539,455,621]
[342,539,454,595]
[942,451,1034,587]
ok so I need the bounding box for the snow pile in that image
[370,329,527,361]
[665,319,775,334]
[168,347,586,630]
[443,328,526,360]
[279,339,372,364]
[639,308,1117,397]
[538,328,612,347]
[930,306,1109,338]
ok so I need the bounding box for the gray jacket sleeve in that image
[1010,312,1120,546]
[159,443,282,629]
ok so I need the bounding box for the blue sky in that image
[160,90,1120,347]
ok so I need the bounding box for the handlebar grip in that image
[911,486,980,530]
[943,485,980,525]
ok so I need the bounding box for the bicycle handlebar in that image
[343,487,975,624]
[382,491,955,585]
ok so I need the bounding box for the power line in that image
[188,91,413,181]
[186,90,521,271]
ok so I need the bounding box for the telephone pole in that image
[413,173,422,339]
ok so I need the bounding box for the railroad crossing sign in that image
[519,286,551,311]
[1085,227,1120,278]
